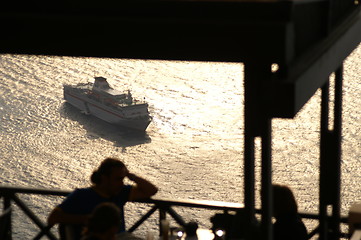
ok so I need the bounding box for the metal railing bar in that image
[33,224,57,240]
[127,206,158,233]
[1,186,349,222]
[0,186,352,239]
[11,194,57,239]
[138,198,244,212]
[307,225,320,239]
[0,186,70,197]
[298,211,348,223]
[164,206,187,227]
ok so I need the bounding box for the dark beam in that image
[0,1,336,64]
[267,9,361,118]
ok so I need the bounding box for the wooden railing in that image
[0,185,350,239]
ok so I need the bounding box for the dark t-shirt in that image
[81,235,101,240]
[274,214,308,240]
[58,186,132,238]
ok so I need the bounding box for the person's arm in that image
[127,172,158,200]
[47,207,90,226]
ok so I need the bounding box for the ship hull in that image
[64,87,152,131]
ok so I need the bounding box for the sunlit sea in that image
[0,44,360,239]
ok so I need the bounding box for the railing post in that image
[159,208,167,236]
[2,190,13,240]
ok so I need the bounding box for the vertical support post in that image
[319,65,343,240]
[244,61,256,240]
[261,114,273,240]
[332,65,343,238]
[3,191,12,240]
[319,78,329,240]
[159,208,166,236]
[244,62,273,240]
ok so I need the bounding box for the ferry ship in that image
[63,77,152,131]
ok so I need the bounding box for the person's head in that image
[272,184,298,218]
[86,202,121,239]
[90,158,128,196]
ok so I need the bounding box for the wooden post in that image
[319,65,343,240]
[244,61,273,240]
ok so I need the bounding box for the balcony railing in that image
[0,185,351,240]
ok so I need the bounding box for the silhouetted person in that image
[185,221,198,238]
[48,157,158,239]
[273,184,308,240]
[81,202,121,240]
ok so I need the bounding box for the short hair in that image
[90,158,126,184]
[87,202,121,234]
